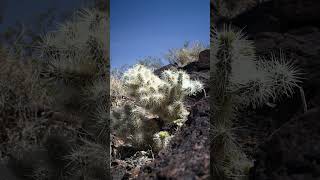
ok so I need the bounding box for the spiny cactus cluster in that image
[153,131,172,151]
[124,64,203,125]
[0,52,50,115]
[0,49,53,159]
[210,25,301,179]
[111,64,203,151]
[39,8,109,110]
[111,102,160,150]
[8,8,111,180]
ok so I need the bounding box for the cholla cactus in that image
[110,76,126,107]
[212,25,301,108]
[65,139,109,179]
[211,25,301,179]
[111,103,161,150]
[39,8,109,133]
[111,65,203,151]
[38,8,109,113]
[123,64,203,126]
[36,8,109,180]
[153,131,172,151]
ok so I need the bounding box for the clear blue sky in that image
[111,0,210,68]
[0,0,210,68]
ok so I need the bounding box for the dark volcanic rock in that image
[153,64,178,77]
[138,98,210,180]
[250,108,320,180]
[183,49,210,72]
[0,164,22,180]
[274,0,320,26]
[230,0,320,34]
[199,49,210,65]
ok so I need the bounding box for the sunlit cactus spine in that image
[210,25,302,179]
[111,64,203,151]
[123,64,203,126]
[111,103,161,150]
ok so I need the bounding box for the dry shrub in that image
[0,48,51,158]
[165,41,206,67]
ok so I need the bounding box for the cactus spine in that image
[111,64,204,151]
[211,25,301,179]
[37,8,110,179]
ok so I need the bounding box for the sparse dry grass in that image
[0,48,52,162]
[165,41,207,67]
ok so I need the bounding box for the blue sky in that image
[111,0,210,68]
[0,0,210,68]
